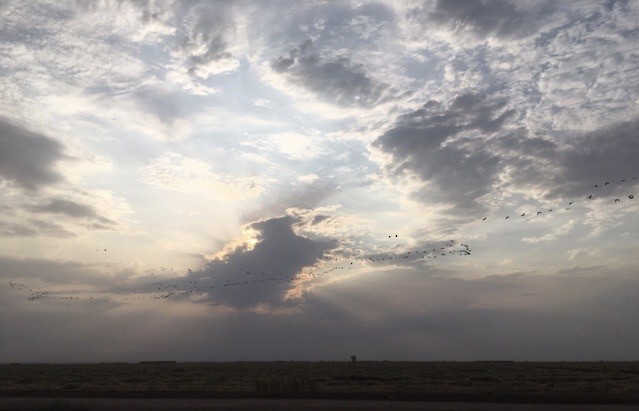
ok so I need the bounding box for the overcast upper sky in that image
[2,0,639,362]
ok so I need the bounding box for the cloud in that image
[500,117,639,202]
[549,119,639,198]
[522,220,576,244]
[372,89,639,216]
[242,131,327,160]
[0,256,109,286]
[372,92,515,211]
[140,152,273,197]
[271,40,408,107]
[0,220,75,238]
[298,174,320,184]
[171,1,240,79]
[0,119,66,190]
[4,264,639,361]
[428,0,554,40]
[179,215,337,309]
[26,198,115,225]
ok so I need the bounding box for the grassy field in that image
[1,361,639,403]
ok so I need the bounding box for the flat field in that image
[1,361,639,404]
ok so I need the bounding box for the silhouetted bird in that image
[588,195,592,199]
[537,211,542,215]
[630,195,635,199]
[614,198,620,202]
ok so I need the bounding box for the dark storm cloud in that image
[272,40,408,107]
[0,118,65,190]
[27,199,115,225]
[428,0,554,40]
[176,215,337,308]
[373,92,515,211]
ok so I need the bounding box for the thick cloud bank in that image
[185,215,337,308]
[0,119,65,190]
[272,40,406,107]
[373,92,515,211]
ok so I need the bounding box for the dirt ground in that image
[1,398,639,411]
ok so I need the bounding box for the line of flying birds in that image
[7,176,638,304]
[8,241,471,303]
[482,178,636,221]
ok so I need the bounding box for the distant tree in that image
[350,355,357,362]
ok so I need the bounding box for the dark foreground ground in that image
[1,398,639,410]
[1,361,639,409]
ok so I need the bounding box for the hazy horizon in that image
[1,0,639,363]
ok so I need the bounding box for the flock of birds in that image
[5,177,638,305]
[481,178,637,221]
[7,241,472,304]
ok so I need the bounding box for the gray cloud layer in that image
[27,199,115,225]
[428,0,555,40]
[3,265,639,362]
[0,219,75,238]
[550,119,639,198]
[0,119,65,190]
[374,90,639,213]
[272,40,407,107]
[373,92,515,211]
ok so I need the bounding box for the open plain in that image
[2,361,639,409]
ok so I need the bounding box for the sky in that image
[1,0,639,362]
